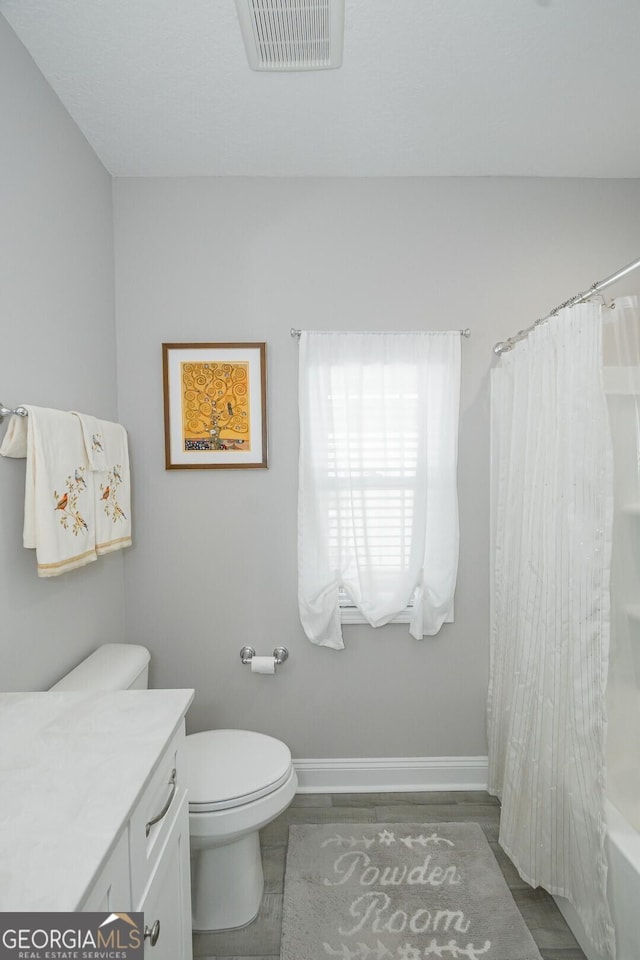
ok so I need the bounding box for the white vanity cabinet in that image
[131,725,192,960]
[138,799,192,959]
[0,688,194,960]
[79,721,193,960]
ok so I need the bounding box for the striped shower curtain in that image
[488,302,615,960]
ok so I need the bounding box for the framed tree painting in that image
[162,342,268,469]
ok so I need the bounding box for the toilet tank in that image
[49,643,151,691]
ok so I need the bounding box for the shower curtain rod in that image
[290,327,471,338]
[493,255,640,356]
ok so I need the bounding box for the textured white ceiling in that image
[2,0,640,178]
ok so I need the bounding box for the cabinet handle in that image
[145,768,177,837]
[144,920,161,946]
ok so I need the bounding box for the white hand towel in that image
[94,419,132,555]
[0,411,35,548]
[70,412,108,471]
[3,406,97,577]
[0,412,29,459]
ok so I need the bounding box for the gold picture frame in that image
[162,342,268,469]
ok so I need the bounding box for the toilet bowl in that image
[50,644,298,933]
[187,729,297,931]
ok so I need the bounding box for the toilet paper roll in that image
[250,655,276,675]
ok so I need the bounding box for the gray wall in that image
[4,6,640,759]
[114,176,640,758]
[0,16,125,691]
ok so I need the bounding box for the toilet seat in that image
[186,729,293,812]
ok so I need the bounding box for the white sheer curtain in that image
[298,330,460,649]
[489,302,615,960]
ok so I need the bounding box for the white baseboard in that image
[292,756,489,793]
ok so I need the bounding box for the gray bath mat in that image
[281,822,541,960]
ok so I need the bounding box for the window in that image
[327,372,419,623]
[298,331,460,649]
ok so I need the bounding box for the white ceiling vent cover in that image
[235,0,344,71]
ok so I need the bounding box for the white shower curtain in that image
[488,302,615,960]
[602,297,640,834]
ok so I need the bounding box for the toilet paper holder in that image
[240,645,289,666]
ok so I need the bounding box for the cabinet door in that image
[139,799,192,960]
[80,830,131,912]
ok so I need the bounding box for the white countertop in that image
[0,688,194,911]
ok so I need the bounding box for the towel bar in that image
[0,404,28,424]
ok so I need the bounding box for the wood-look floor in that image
[193,791,587,960]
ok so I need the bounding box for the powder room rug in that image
[280,822,542,960]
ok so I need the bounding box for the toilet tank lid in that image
[50,643,151,691]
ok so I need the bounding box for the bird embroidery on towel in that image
[91,433,104,452]
[53,467,89,536]
[100,467,127,523]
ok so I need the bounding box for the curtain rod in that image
[290,328,471,339]
[493,255,640,356]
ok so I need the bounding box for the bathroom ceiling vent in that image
[235,0,345,71]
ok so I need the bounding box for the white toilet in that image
[50,643,298,932]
